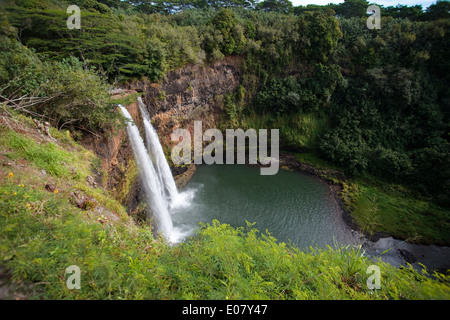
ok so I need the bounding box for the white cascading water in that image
[137,97,179,207]
[119,105,173,239]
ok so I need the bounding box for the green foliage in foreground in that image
[0,181,449,300]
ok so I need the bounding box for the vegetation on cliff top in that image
[1,0,448,208]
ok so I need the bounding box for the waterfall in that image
[119,105,173,238]
[137,97,179,207]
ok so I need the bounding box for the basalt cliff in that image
[81,56,243,220]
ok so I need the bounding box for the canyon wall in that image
[81,56,243,218]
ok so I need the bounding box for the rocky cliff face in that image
[82,56,243,218]
[127,56,242,150]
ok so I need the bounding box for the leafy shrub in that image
[0,36,118,132]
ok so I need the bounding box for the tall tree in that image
[256,0,293,14]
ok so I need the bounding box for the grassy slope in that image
[293,152,450,246]
[239,109,450,245]
[0,111,449,299]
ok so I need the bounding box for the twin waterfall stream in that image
[119,98,186,242]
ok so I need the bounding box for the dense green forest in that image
[1,0,450,300]
[1,0,449,207]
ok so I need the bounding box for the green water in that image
[171,164,354,248]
